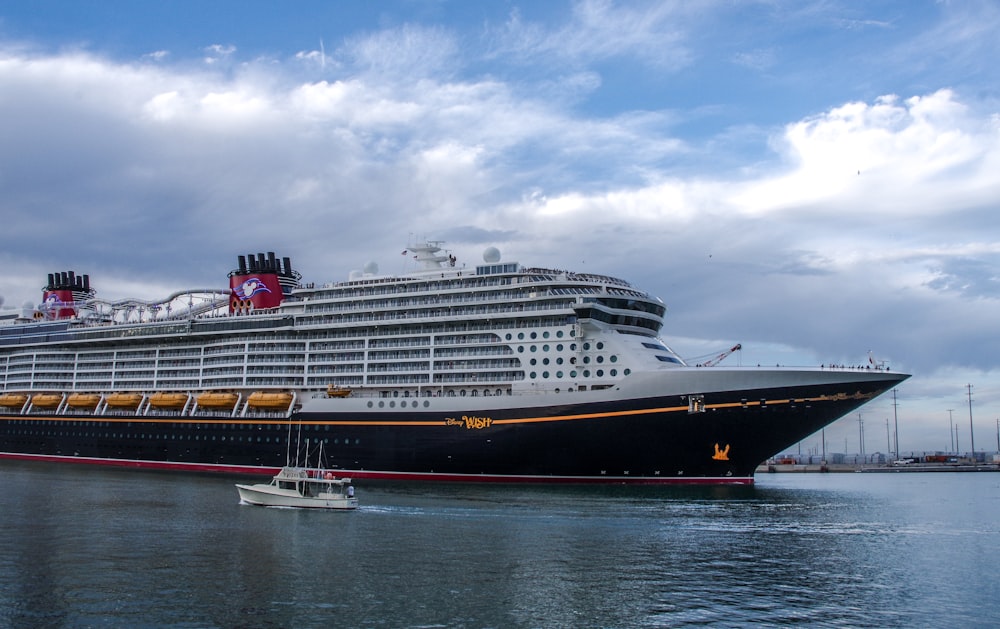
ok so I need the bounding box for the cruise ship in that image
[0,242,908,484]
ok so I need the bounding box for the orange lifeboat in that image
[67,393,101,409]
[197,391,239,408]
[31,393,63,408]
[105,393,144,409]
[0,393,29,408]
[327,385,352,398]
[247,391,293,409]
[148,392,189,409]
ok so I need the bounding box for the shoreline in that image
[756,462,1000,474]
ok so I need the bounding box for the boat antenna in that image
[285,420,293,466]
[295,424,304,466]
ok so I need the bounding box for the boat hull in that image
[0,368,907,484]
[235,484,358,509]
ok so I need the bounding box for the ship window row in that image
[297,300,575,325]
[432,372,523,384]
[295,316,573,340]
[368,349,431,360]
[433,346,513,358]
[309,340,366,351]
[365,374,430,385]
[301,288,538,313]
[307,376,363,386]
[574,308,661,333]
[4,418,366,435]
[2,428,293,444]
[527,368,618,379]
[368,336,431,349]
[368,363,430,373]
[434,359,520,369]
[308,353,366,363]
[247,343,306,352]
[306,275,516,301]
[308,365,364,374]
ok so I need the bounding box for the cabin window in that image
[688,395,706,413]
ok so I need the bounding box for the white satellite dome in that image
[483,247,501,263]
[363,261,379,275]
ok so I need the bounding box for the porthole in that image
[557,330,564,338]
[517,346,524,353]
[530,346,537,352]
[423,400,430,407]
[611,369,618,376]
[542,344,550,352]
[542,371,550,378]
[530,332,537,339]
[556,371,563,378]
[530,358,537,366]
[378,401,385,408]
[543,331,550,338]
[518,332,525,340]
[596,342,604,350]
[624,368,631,375]
[556,344,564,351]
[596,370,604,377]
[584,370,591,377]
[530,372,537,379]
[610,355,618,363]
[597,356,604,363]
[367,401,374,408]
[506,333,512,340]
[583,342,591,350]
[571,370,578,378]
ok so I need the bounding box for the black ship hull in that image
[0,372,905,484]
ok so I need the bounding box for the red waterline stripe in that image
[0,452,754,485]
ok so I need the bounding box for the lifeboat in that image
[0,393,29,408]
[148,392,189,409]
[327,385,352,398]
[247,391,294,409]
[105,393,144,409]
[31,393,63,408]
[197,391,239,408]
[67,393,101,409]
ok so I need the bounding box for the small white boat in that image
[236,467,358,510]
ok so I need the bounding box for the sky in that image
[1,0,999,456]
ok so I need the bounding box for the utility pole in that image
[858,413,865,462]
[892,389,899,460]
[967,384,976,459]
[948,409,954,453]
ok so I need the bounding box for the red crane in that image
[698,344,742,367]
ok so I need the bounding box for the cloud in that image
[486,0,698,71]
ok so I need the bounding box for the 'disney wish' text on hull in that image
[0,242,908,484]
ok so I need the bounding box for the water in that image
[1,463,998,628]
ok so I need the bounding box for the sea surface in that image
[1,463,998,628]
